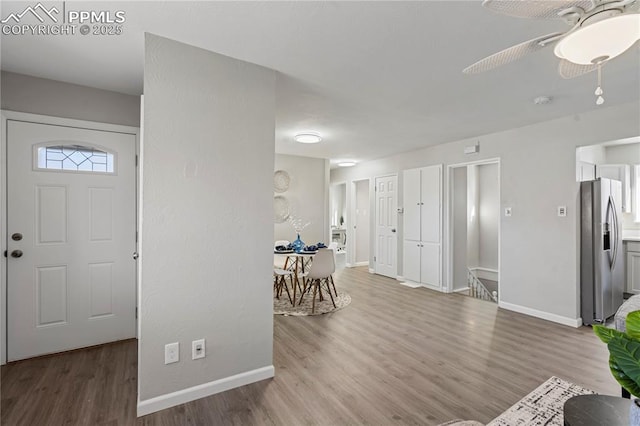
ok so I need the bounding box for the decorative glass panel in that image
[36,145,114,173]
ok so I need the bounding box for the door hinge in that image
[3,250,6,258]
[374,256,376,262]
[135,155,139,167]
[136,307,138,319]
[136,231,138,243]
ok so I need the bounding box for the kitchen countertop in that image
[623,231,640,241]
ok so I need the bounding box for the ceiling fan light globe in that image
[553,14,640,65]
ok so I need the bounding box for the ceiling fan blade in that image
[558,59,598,79]
[482,0,593,19]
[463,32,564,74]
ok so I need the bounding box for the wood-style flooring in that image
[1,267,618,425]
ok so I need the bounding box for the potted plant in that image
[594,311,640,419]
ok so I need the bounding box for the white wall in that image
[355,179,370,264]
[452,167,468,291]
[331,101,640,325]
[576,144,606,165]
[330,183,346,228]
[1,71,140,127]
[466,165,480,268]
[605,143,640,164]
[478,163,499,271]
[274,154,329,245]
[139,34,275,414]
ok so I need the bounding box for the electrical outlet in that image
[165,342,179,364]
[505,207,512,217]
[192,339,205,360]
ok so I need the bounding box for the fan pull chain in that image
[595,64,604,106]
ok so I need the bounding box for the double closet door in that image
[403,165,442,287]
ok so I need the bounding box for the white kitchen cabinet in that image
[576,161,596,182]
[627,242,640,294]
[402,165,442,287]
[634,165,640,223]
[597,164,631,212]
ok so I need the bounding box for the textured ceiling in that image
[1,1,638,165]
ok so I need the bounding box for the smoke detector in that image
[533,96,553,105]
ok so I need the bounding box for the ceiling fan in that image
[463,0,640,103]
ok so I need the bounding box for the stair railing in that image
[468,269,498,303]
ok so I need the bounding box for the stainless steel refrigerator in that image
[581,178,624,325]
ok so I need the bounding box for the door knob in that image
[11,250,23,258]
[133,252,139,260]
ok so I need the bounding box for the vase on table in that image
[292,234,305,253]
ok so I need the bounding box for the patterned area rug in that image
[487,376,595,426]
[274,290,351,316]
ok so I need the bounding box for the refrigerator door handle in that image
[609,195,619,270]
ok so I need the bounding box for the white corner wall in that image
[331,101,640,326]
[478,163,499,271]
[274,154,329,245]
[139,33,275,415]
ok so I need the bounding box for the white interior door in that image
[402,169,421,242]
[421,165,441,244]
[420,165,442,287]
[375,175,397,278]
[7,120,136,361]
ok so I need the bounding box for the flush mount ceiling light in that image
[338,161,356,167]
[294,132,322,144]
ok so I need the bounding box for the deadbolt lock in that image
[11,233,23,241]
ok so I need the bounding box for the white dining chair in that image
[326,242,339,296]
[274,240,290,269]
[273,268,294,304]
[298,248,336,313]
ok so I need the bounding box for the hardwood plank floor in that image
[1,267,618,425]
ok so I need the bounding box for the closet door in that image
[403,241,421,283]
[421,243,440,286]
[420,165,442,287]
[420,165,441,244]
[403,168,421,241]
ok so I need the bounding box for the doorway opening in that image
[449,160,500,302]
[330,182,347,269]
[350,179,370,268]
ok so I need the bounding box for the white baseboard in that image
[353,261,369,267]
[499,301,581,328]
[396,276,404,281]
[421,282,445,293]
[346,263,353,268]
[398,280,422,289]
[470,267,499,282]
[368,268,375,274]
[453,287,469,293]
[137,365,274,417]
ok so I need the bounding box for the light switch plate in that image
[192,339,206,360]
[165,342,179,364]
[558,206,567,217]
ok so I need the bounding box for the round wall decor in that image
[274,170,290,193]
[274,195,290,223]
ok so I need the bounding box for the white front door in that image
[7,120,137,361]
[375,175,397,278]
